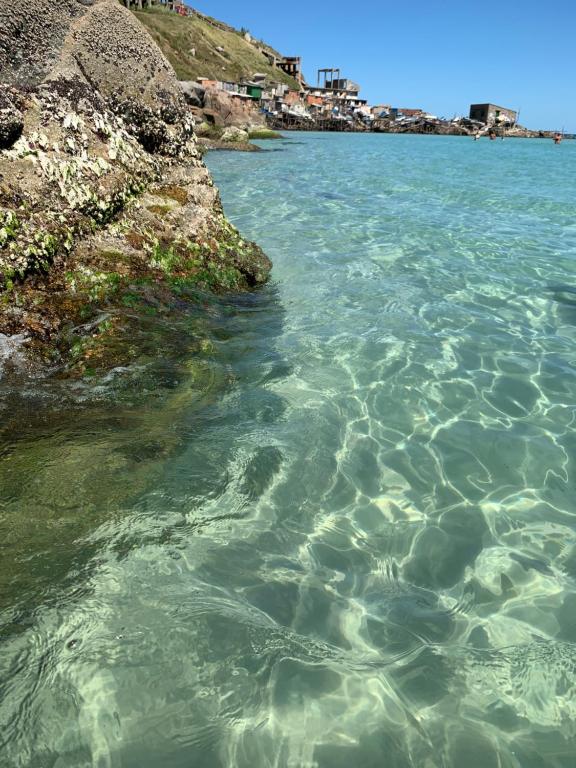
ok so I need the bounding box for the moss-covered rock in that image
[248,128,283,140]
[0,0,272,372]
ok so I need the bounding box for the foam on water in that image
[1,133,576,766]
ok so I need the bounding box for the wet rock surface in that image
[0,0,271,371]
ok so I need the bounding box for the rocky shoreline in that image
[0,0,271,374]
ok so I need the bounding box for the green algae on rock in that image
[0,0,271,371]
[247,129,284,140]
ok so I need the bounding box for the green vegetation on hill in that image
[133,8,300,89]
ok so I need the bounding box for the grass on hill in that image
[133,8,300,89]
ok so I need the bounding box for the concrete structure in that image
[305,85,367,114]
[469,103,517,125]
[317,69,343,88]
[123,0,187,11]
[325,78,360,93]
[305,69,367,115]
[277,56,302,80]
[260,51,304,85]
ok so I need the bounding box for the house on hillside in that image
[242,82,264,100]
[197,78,219,89]
[306,95,324,108]
[219,81,246,95]
[260,83,290,115]
[284,91,303,107]
[277,57,302,81]
[124,0,188,12]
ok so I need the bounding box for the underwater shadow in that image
[0,281,289,633]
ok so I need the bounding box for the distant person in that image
[489,130,497,141]
[474,130,482,141]
[554,133,562,144]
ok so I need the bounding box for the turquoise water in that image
[1,133,576,766]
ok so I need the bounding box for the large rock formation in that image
[0,0,270,369]
[201,87,266,131]
[0,0,179,100]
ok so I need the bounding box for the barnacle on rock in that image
[0,0,270,368]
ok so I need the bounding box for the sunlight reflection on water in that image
[1,134,576,767]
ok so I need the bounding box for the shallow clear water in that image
[1,133,576,767]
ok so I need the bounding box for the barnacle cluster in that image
[0,76,270,365]
[0,87,164,282]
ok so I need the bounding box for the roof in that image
[470,103,516,112]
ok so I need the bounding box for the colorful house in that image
[244,83,264,100]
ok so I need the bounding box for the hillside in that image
[133,7,300,89]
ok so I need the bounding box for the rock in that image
[194,121,219,138]
[179,81,205,109]
[0,0,183,109]
[0,112,23,150]
[0,90,23,150]
[220,126,249,143]
[247,128,282,140]
[198,137,261,153]
[0,0,271,366]
[202,87,265,129]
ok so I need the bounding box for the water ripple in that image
[1,134,576,766]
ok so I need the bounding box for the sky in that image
[192,0,575,132]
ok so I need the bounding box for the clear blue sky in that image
[192,0,575,131]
